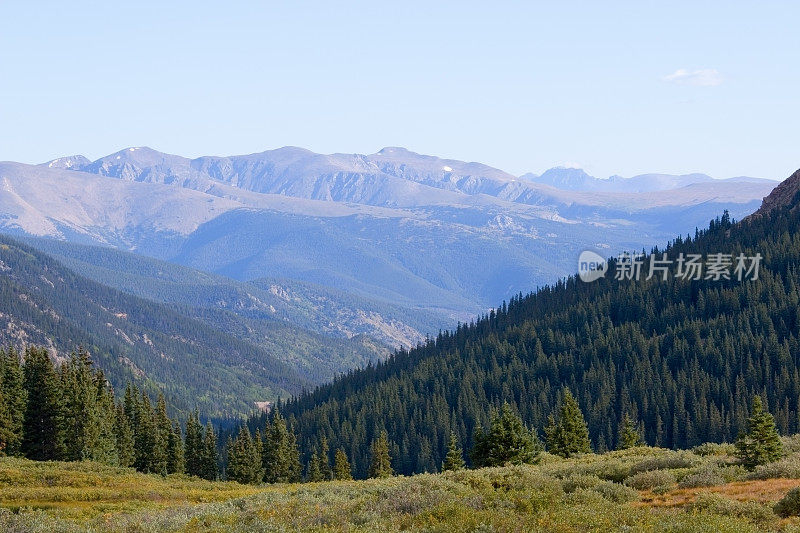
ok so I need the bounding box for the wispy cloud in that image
[662,69,723,87]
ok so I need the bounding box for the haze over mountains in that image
[0,145,784,417]
[0,146,778,348]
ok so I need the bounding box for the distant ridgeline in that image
[269,169,800,477]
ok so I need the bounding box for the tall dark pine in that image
[0,348,26,456]
[200,421,219,480]
[226,426,263,484]
[617,412,645,450]
[736,396,783,470]
[471,403,540,467]
[184,409,204,477]
[442,432,465,471]
[262,410,301,483]
[544,389,592,458]
[21,347,64,460]
[333,448,352,480]
[167,421,185,475]
[368,430,393,479]
[114,404,135,467]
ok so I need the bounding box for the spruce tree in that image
[736,396,783,469]
[0,373,11,456]
[91,369,119,465]
[226,426,262,484]
[61,349,100,462]
[167,421,185,475]
[545,389,592,458]
[133,392,154,472]
[21,347,64,460]
[368,430,393,478]
[0,348,25,456]
[319,436,332,480]
[114,404,135,467]
[306,451,324,482]
[151,394,172,475]
[200,421,219,480]
[617,412,645,450]
[442,431,465,471]
[471,403,540,467]
[262,410,301,483]
[333,448,352,480]
[184,409,204,477]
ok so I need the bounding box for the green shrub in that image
[775,487,800,517]
[692,442,737,457]
[652,484,671,496]
[678,465,726,488]
[624,469,676,490]
[690,493,775,525]
[591,481,639,503]
[781,434,800,454]
[746,453,800,480]
[560,474,603,493]
[628,451,701,475]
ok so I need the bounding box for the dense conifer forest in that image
[263,195,800,477]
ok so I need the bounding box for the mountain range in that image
[0,147,777,335]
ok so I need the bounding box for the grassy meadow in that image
[6,443,800,532]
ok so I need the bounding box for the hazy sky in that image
[1,1,796,180]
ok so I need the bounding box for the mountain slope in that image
[0,234,327,417]
[276,168,800,477]
[19,236,439,348]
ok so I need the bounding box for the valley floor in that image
[3,446,800,532]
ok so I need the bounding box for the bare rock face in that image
[747,169,800,220]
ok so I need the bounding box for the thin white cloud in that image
[662,69,723,87]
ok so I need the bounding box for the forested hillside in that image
[276,170,800,478]
[0,235,307,416]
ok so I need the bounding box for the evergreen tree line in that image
[0,346,220,479]
[225,409,356,484]
[271,204,800,477]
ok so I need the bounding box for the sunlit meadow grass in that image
[4,446,800,532]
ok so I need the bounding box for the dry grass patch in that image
[638,479,800,508]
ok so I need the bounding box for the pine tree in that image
[0,369,11,456]
[0,348,26,456]
[471,403,541,467]
[113,405,135,467]
[442,431,465,471]
[305,451,324,482]
[368,430,393,478]
[736,396,783,470]
[545,389,592,458]
[91,369,119,465]
[21,347,64,460]
[617,412,644,450]
[184,409,204,477]
[262,410,302,483]
[133,392,156,472]
[167,421,185,475]
[319,436,332,480]
[61,349,100,462]
[226,426,263,484]
[151,394,172,475]
[200,421,219,480]
[333,448,352,480]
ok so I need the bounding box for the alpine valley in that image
[0,146,779,416]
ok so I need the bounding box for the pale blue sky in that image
[0,1,797,179]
